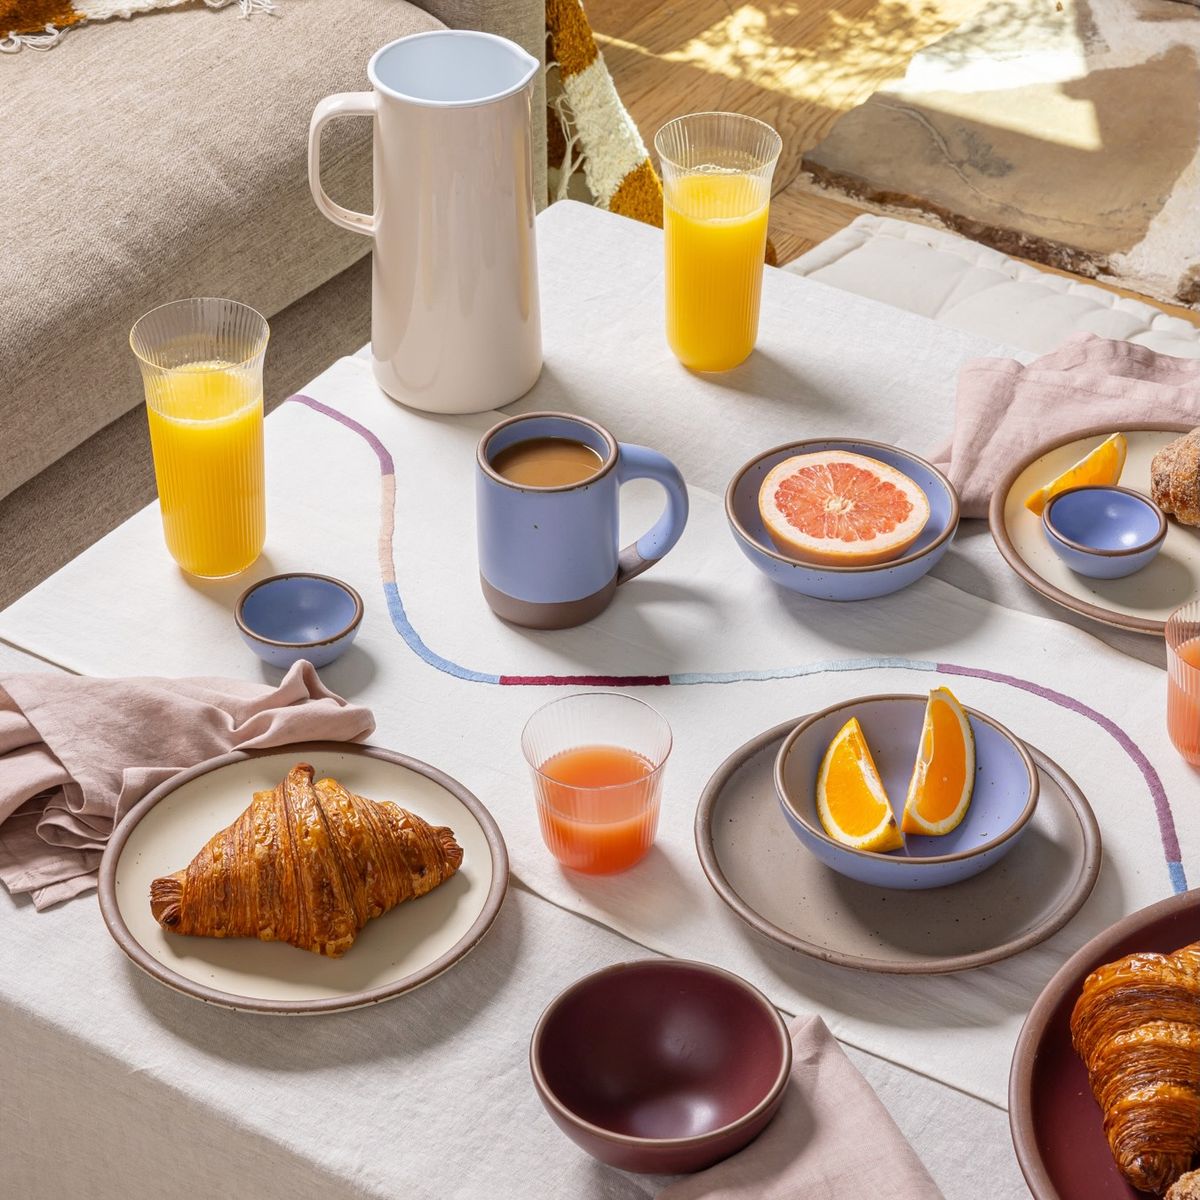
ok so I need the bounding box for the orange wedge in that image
[1024,432,1126,516]
[816,717,903,852]
[900,688,976,836]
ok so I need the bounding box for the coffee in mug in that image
[491,437,604,488]
[476,412,690,629]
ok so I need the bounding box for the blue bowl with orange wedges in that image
[774,694,1039,890]
[235,573,363,669]
[724,439,960,601]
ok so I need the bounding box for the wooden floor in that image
[585,0,1200,322]
[586,0,987,263]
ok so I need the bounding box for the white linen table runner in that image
[1,204,1191,1113]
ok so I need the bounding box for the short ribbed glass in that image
[655,112,782,372]
[1167,600,1200,766]
[130,299,268,578]
[521,693,672,874]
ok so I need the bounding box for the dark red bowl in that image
[1010,889,1200,1198]
[530,959,792,1174]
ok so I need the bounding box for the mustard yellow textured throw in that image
[2,0,275,52]
[545,0,664,226]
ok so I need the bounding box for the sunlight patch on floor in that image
[896,1,1101,151]
[596,0,981,111]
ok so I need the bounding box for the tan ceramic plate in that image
[98,742,508,1014]
[694,719,1100,974]
[990,423,1199,635]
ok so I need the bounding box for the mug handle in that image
[615,444,690,584]
[308,92,377,237]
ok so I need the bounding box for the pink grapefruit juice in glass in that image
[1167,601,1200,765]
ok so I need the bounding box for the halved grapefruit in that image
[758,451,931,566]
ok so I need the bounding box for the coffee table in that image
[2,201,1189,1199]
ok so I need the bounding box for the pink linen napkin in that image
[935,333,1200,518]
[657,1015,943,1200]
[0,661,374,910]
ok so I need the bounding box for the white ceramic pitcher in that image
[308,31,542,414]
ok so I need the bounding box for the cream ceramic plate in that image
[98,742,508,1014]
[695,720,1100,974]
[991,423,1199,635]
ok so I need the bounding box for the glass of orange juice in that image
[1167,600,1200,766]
[521,693,672,874]
[130,298,268,578]
[655,112,782,372]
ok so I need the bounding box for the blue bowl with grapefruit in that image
[724,438,959,600]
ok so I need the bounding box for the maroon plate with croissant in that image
[98,742,508,1015]
[1010,889,1200,1198]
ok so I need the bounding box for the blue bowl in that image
[724,439,960,601]
[1042,485,1166,580]
[774,694,1038,890]
[235,573,364,669]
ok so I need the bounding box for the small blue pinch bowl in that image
[774,694,1038,890]
[235,573,364,669]
[725,439,960,601]
[1042,485,1167,580]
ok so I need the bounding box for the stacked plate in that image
[694,706,1101,975]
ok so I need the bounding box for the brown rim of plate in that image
[989,421,1195,636]
[775,694,1038,864]
[96,741,510,1015]
[477,410,618,493]
[234,573,364,649]
[724,438,961,573]
[694,718,1101,974]
[528,958,793,1147]
[1042,485,1168,557]
[1008,889,1200,1199]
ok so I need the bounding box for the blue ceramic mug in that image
[476,412,689,628]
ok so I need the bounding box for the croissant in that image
[1151,429,1200,526]
[150,762,463,957]
[1071,942,1200,1194]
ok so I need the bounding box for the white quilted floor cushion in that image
[784,215,1200,359]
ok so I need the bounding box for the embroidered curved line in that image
[286,393,1186,893]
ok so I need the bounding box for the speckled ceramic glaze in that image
[1010,890,1200,1200]
[775,694,1038,889]
[97,742,508,1014]
[696,720,1099,974]
[476,412,689,629]
[991,423,1199,635]
[724,439,959,600]
[530,960,791,1173]
[235,573,363,668]
[1042,486,1166,579]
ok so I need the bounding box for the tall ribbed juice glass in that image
[656,113,781,372]
[130,299,268,578]
[1167,600,1200,766]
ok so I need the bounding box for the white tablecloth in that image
[2,201,1180,1197]
[0,636,1017,1199]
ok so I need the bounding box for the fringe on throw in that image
[2,0,276,53]
[545,0,664,227]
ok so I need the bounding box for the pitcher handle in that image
[615,444,690,584]
[308,92,377,237]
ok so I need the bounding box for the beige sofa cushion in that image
[0,0,443,500]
